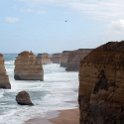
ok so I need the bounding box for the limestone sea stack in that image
[16,90,33,105]
[60,51,71,67]
[66,49,92,71]
[51,53,61,64]
[0,54,11,89]
[37,53,51,64]
[79,41,124,124]
[14,51,43,80]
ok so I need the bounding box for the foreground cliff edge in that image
[14,51,43,80]
[0,53,11,89]
[79,41,124,124]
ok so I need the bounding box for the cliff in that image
[14,51,43,80]
[66,49,92,71]
[0,54,11,89]
[79,41,124,124]
[51,53,61,64]
[60,51,71,67]
[37,53,51,64]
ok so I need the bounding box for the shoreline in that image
[24,108,79,124]
[50,108,79,124]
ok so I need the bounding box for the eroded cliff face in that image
[66,49,92,71]
[79,41,124,124]
[0,54,11,89]
[51,53,62,64]
[14,51,43,80]
[60,51,71,67]
[37,53,51,64]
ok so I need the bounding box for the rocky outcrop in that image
[14,51,43,80]
[79,41,124,124]
[66,49,92,71]
[0,54,11,89]
[60,51,71,67]
[51,53,61,64]
[16,90,33,105]
[37,53,51,64]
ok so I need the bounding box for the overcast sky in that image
[0,0,124,53]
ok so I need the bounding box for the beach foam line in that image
[24,108,79,124]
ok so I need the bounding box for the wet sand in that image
[50,109,79,124]
[24,108,79,124]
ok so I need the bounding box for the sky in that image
[0,0,124,53]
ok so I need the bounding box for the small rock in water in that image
[16,90,34,106]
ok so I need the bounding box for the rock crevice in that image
[79,41,124,124]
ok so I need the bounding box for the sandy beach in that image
[50,108,79,124]
[24,108,79,124]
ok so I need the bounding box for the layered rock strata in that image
[37,53,51,64]
[66,49,92,71]
[79,41,124,124]
[14,51,43,80]
[60,51,71,67]
[0,54,11,89]
[51,53,61,64]
[16,90,33,105]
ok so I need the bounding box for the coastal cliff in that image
[60,51,71,67]
[79,41,124,124]
[37,53,51,64]
[14,51,43,80]
[51,53,61,64]
[66,49,92,71]
[0,54,11,89]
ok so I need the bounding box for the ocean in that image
[0,54,79,124]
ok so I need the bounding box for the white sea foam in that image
[0,90,4,99]
[0,60,79,124]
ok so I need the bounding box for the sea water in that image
[0,54,79,124]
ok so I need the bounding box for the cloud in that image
[68,1,124,21]
[108,19,124,33]
[5,17,20,24]
[20,8,46,14]
[18,0,124,21]
[20,8,33,13]
[104,19,124,41]
[18,0,77,3]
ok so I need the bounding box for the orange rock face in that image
[79,41,124,124]
[0,54,11,89]
[14,51,43,80]
[66,49,92,71]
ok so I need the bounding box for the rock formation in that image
[16,90,33,105]
[51,53,61,64]
[37,53,51,64]
[66,49,92,71]
[79,41,124,124]
[60,51,71,67]
[14,51,43,80]
[0,54,11,89]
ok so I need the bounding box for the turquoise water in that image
[0,54,79,124]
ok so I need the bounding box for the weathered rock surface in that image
[0,54,11,89]
[51,53,61,64]
[79,41,124,124]
[60,51,71,67]
[37,53,51,64]
[66,49,92,71]
[16,90,33,105]
[14,51,43,80]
